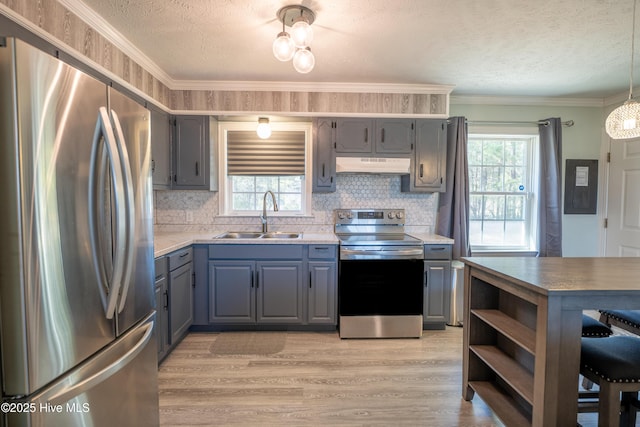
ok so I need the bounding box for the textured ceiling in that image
[75,0,634,98]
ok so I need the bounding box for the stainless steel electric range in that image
[335,209,424,338]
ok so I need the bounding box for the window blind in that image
[227,130,305,175]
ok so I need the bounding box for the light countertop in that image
[154,231,453,258]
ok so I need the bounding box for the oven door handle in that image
[340,248,424,259]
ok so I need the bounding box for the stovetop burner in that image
[335,209,424,260]
[336,233,422,246]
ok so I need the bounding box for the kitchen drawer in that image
[308,245,337,259]
[424,244,452,260]
[168,247,193,271]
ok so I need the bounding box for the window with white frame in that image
[467,130,539,252]
[218,121,312,216]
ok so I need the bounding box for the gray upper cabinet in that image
[374,119,414,154]
[334,118,415,155]
[173,115,210,189]
[335,118,373,153]
[312,118,336,193]
[151,109,172,190]
[401,119,447,192]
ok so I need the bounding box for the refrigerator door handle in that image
[109,109,136,314]
[88,107,127,319]
[46,319,154,406]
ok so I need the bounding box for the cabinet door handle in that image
[151,159,155,173]
[251,272,254,288]
[256,270,259,288]
[424,271,428,288]
[163,290,169,310]
[419,164,424,178]
[309,271,312,288]
[195,161,199,176]
[179,252,189,258]
[322,163,325,177]
[364,128,368,143]
[192,272,196,288]
[381,128,385,143]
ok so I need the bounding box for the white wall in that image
[450,103,605,257]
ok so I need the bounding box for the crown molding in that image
[170,80,455,94]
[58,0,174,87]
[451,95,604,108]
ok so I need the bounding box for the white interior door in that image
[605,137,640,256]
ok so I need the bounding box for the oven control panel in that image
[335,209,405,225]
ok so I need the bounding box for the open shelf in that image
[472,309,536,355]
[470,344,534,405]
[470,381,531,427]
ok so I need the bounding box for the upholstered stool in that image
[599,310,640,336]
[583,314,614,337]
[580,336,640,427]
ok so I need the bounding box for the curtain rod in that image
[459,119,574,127]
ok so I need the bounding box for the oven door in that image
[339,259,423,316]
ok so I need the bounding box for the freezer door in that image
[6,313,159,427]
[0,38,116,397]
[108,88,155,336]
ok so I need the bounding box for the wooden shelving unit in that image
[463,270,540,426]
[461,257,640,427]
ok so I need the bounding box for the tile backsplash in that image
[154,175,438,234]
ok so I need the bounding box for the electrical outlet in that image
[185,211,193,223]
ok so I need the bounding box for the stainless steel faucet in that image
[260,190,279,232]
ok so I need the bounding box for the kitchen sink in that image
[215,232,264,239]
[261,232,301,239]
[215,231,302,239]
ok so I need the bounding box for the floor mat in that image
[209,332,287,355]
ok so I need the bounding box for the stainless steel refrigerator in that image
[0,37,158,426]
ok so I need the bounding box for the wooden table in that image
[461,257,640,427]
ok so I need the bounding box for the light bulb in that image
[293,48,315,73]
[290,20,313,48]
[272,31,295,62]
[256,118,271,139]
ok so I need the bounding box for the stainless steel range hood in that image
[335,156,410,174]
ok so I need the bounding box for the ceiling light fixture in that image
[606,0,640,139]
[273,5,316,74]
[256,117,272,139]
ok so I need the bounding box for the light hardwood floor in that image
[158,327,605,426]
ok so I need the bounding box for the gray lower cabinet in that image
[308,262,336,324]
[167,248,194,347]
[423,244,452,330]
[201,243,337,329]
[155,247,193,363]
[154,256,169,362]
[208,260,303,324]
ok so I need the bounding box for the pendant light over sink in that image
[606,0,640,139]
[272,5,316,74]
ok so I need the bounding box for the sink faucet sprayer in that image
[260,191,279,232]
